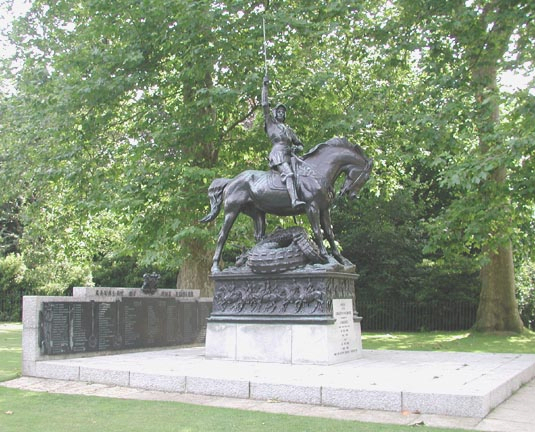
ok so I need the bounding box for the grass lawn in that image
[0,386,465,432]
[0,323,22,382]
[362,329,535,353]
[3,323,534,432]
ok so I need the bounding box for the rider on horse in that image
[262,75,305,209]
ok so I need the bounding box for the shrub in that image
[0,253,26,290]
[0,254,27,320]
[332,190,480,331]
[332,190,479,304]
[516,260,535,330]
[92,254,177,289]
[28,259,93,296]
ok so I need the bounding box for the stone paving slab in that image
[8,348,535,428]
[474,379,535,432]
[0,376,480,430]
[3,375,535,431]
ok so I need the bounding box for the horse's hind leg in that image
[256,211,266,241]
[211,210,239,273]
[245,208,266,243]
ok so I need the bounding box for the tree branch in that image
[219,102,259,142]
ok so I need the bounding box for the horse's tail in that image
[199,178,231,223]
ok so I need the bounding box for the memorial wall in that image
[22,287,212,375]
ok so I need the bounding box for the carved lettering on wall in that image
[38,299,211,355]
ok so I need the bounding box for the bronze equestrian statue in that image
[200,135,373,272]
[200,73,373,273]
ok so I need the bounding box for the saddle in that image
[264,157,316,192]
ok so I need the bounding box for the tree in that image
[1,0,261,294]
[389,0,535,331]
[3,1,383,293]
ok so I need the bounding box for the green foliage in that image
[0,254,26,292]
[0,254,26,320]
[91,254,177,289]
[387,0,535,260]
[27,261,92,296]
[0,0,534,325]
[3,0,399,281]
[333,189,479,304]
[0,198,23,256]
[516,259,535,329]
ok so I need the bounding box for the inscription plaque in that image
[39,298,211,355]
[332,298,358,359]
[69,302,92,352]
[40,303,69,354]
[180,302,197,343]
[165,301,179,344]
[123,298,143,348]
[97,302,116,351]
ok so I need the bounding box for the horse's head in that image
[303,138,373,199]
[339,157,373,199]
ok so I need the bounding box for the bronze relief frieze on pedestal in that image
[210,270,358,324]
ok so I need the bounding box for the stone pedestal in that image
[205,270,363,365]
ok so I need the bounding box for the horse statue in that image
[200,137,373,273]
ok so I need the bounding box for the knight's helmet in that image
[273,103,287,120]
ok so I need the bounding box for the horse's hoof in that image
[334,254,354,267]
[211,264,221,274]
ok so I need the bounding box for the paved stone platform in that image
[21,348,535,420]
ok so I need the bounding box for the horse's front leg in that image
[320,209,351,265]
[212,210,239,273]
[306,203,329,263]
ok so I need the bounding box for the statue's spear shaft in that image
[263,17,268,76]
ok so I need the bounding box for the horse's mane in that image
[302,137,366,159]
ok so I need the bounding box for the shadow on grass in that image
[363,329,535,353]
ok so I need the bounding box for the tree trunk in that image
[176,10,217,299]
[470,61,524,332]
[474,243,524,332]
[177,246,214,298]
